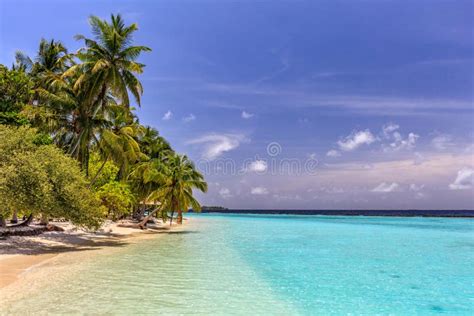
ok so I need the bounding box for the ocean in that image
[2,214,473,315]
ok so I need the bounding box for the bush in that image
[96,181,135,220]
[0,125,105,229]
[88,152,120,189]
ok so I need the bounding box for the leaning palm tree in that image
[127,128,173,219]
[138,154,207,228]
[66,14,151,111]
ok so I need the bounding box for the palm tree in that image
[127,128,173,220]
[138,154,207,228]
[29,70,109,175]
[138,126,172,158]
[56,14,150,175]
[89,106,144,185]
[66,14,151,112]
[14,39,102,174]
[17,16,149,177]
[15,38,70,77]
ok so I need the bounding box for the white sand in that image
[0,219,184,288]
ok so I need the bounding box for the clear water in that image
[2,214,474,315]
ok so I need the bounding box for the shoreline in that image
[0,219,185,289]
[198,210,474,218]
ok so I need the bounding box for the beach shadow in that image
[0,222,196,256]
[0,233,131,256]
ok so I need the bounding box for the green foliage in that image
[0,125,104,229]
[147,154,207,222]
[89,152,120,189]
[3,14,207,228]
[0,111,29,126]
[0,65,32,125]
[97,181,135,220]
[33,132,54,145]
[73,14,151,107]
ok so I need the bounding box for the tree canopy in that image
[0,125,104,229]
[0,14,207,230]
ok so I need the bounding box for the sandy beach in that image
[0,220,184,289]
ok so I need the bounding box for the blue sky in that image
[1,0,473,209]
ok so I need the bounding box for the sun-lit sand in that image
[0,219,185,288]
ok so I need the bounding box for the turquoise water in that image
[3,214,474,315]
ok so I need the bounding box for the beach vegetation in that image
[0,13,206,231]
[0,65,32,126]
[140,154,208,227]
[96,181,135,220]
[0,125,104,229]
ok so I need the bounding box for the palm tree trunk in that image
[84,145,90,177]
[169,211,175,227]
[8,214,33,227]
[138,207,160,229]
[177,210,183,224]
[11,211,18,224]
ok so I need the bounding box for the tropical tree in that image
[19,15,150,176]
[0,125,104,229]
[91,105,143,184]
[67,14,151,112]
[127,127,173,217]
[0,65,31,126]
[88,152,120,189]
[96,181,135,220]
[138,126,172,159]
[0,13,208,231]
[25,70,109,174]
[138,154,207,227]
[53,14,150,174]
[15,38,70,78]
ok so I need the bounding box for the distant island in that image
[200,206,229,212]
[196,209,474,217]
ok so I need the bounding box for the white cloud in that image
[410,183,426,199]
[371,182,400,193]
[247,160,268,172]
[381,123,418,151]
[187,134,245,160]
[162,110,173,120]
[413,152,427,165]
[183,114,196,123]
[431,135,453,150]
[385,132,419,151]
[219,188,232,198]
[326,149,341,157]
[241,111,254,119]
[409,184,425,191]
[382,123,400,137]
[273,193,302,201]
[201,85,472,115]
[338,130,376,151]
[251,187,269,195]
[449,168,474,190]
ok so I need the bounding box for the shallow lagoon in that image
[3,214,473,315]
